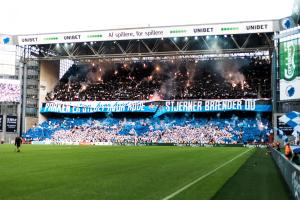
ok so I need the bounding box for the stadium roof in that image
[1,0,294,35]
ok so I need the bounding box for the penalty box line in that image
[161,148,253,200]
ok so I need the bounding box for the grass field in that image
[0,145,290,200]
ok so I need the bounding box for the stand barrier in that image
[271,148,300,200]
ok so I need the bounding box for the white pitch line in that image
[162,148,253,200]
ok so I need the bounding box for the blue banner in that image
[40,101,159,114]
[40,99,272,115]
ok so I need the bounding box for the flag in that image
[274,127,284,139]
[279,111,300,131]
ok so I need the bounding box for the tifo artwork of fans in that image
[45,57,270,101]
[25,56,272,145]
[25,114,272,145]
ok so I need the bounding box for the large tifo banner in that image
[279,37,300,100]
[40,99,271,116]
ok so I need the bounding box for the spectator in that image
[285,143,292,160]
[292,153,300,165]
[276,142,281,151]
[45,57,271,101]
[25,116,271,145]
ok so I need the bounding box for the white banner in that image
[18,21,274,45]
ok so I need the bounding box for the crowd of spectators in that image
[0,82,21,102]
[38,57,272,145]
[25,115,271,145]
[45,57,271,101]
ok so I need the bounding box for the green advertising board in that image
[279,38,300,100]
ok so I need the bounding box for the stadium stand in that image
[45,57,271,101]
[25,114,271,145]
[28,56,272,145]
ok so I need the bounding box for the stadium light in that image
[173,37,177,41]
[56,43,59,47]
[206,35,210,39]
[184,37,188,41]
[161,37,164,40]
[215,35,218,38]
[224,35,227,38]
[194,36,198,40]
[84,42,87,45]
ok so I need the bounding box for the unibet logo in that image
[284,42,296,80]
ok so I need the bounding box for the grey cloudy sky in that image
[1,0,294,35]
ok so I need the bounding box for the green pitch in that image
[0,145,288,200]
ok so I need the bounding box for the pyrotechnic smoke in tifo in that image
[255,113,265,131]
[65,64,88,83]
[157,60,185,99]
[214,59,248,89]
[149,91,162,101]
[79,82,88,92]
[83,60,119,84]
[205,38,248,89]
[68,75,78,83]
[186,60,197,82]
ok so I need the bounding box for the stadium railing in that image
[271,147,300,200]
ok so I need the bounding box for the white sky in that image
[1,0,295,35]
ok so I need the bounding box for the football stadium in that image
[0,0,300,199]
